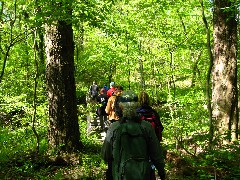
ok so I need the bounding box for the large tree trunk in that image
[212,0,238,142]
[45,7,82,152]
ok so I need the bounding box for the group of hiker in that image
[88,81,166,180]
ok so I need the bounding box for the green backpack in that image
[112,121,151,180]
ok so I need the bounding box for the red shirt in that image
[107,87,116,97]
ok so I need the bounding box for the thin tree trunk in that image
[138,40,145,90]
[170,51,176,100]
[0,1,16,83]
[191,50,202,87]
[200,0,214,145]
[32,29,40,155]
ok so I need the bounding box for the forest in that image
[0,0,240,179]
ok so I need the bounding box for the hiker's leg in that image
[150,168,156,180]
[99,115,104,129]
[106,161,113,180]
[103,115,108,126]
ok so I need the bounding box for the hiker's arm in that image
[105,98,111,114]
[153,109,164,131]
[101,139,111,162]
[147,127,166,179]
[101,122,120,162]
[101,126,114,162]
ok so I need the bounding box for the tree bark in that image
[212,0,238,142]
[45,5,82,152]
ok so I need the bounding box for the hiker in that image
[107,82,116,97]
[96,88,108,130]
[136,91,164,141]
[89,81,99,101]
[102,90,166,180]
[103,84,109,92]
[136,91,165,179]
[105,86,123,123]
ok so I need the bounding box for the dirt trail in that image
[87,115,107,141]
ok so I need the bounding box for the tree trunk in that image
[212,0,238,142]
[200,0,214,146]
[138,40,145,90]
[191,50,202,87]
[45,7,82,152]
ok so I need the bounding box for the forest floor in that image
[1,115,239,179]
[0,118,194,180]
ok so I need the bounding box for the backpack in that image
[140,112,157,128]
[107,88,115,97]
[112,122,151,180]
[99,95,108,106]
[139,111,163,141]
[96,94,108,116]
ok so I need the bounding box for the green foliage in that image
[0,0,239,179]
[194,142,240,179]
[0,108,106,179]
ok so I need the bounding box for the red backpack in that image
[141,112,156,128]
[140,111,163,141]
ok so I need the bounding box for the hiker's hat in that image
[110,82,115,87]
